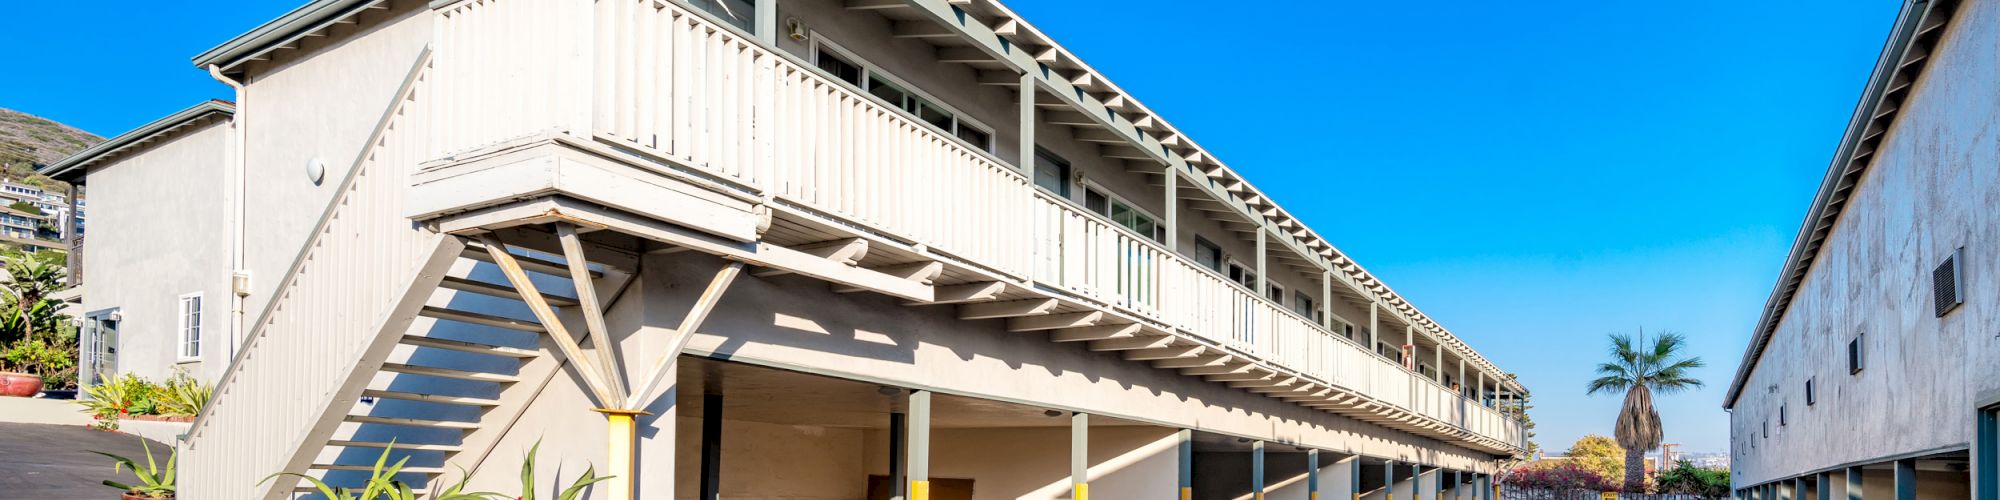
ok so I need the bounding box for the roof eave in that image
[1722,0,1949,409]
[39,101,237,182]
[190,0,387,71]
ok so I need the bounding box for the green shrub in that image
[157,371,212,417]
[1654,460,1730,497]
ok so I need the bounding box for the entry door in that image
[81,311,119,386]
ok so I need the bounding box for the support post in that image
[1321,273,1334,330]
[1818,472,1832,500]
[1252,440,1266,500]
[595,409,643,500]
[1018,73,1036,173]
[754,0,776,43]
[1384,460,1395,500]
[1308,449,1320,500]
[1165,167,1179,253]
[1178,430,1194,500]
[909,390,932,500]
[890,412,907,500]
[1351,459,1362,500]
[1369,303,1380,355]
[1895,458,1916,500]
[1072,413,1089,500]
[1255,228,1267,294]
[1847,465,1864,500]
[699,394,722,500]
[1795,477,1805,500]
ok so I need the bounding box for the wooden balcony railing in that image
[431,0,1524,450]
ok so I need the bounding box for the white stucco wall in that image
[78,117,234,384]
[1728,0,1998,489]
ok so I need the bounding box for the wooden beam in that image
[1155,354,1231,369]
[555,224,627,403]
[1086,335,1175,351]
[1124,345,1205,361]
[977,70,1022,86]
[893,21,956,38]
[937,46,995,64]
[959,298,1057,320]
[479,235,618,407]
[832,261,942,293]
[755,238,868,277]
[625,261,744,409]
[1049,324,1141,342]
[844,0,908,9]
[920,281,1005,305]
[1007,311,1104,332]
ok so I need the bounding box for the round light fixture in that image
[306,158,327,185]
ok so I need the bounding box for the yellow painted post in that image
[595,409,647,500]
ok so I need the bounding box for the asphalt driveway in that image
[0,423,165,499]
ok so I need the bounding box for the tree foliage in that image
[0,253,74,389]
[1564,435,1625,484]
[1586,330,1703,492]
[1654,460,1731,497]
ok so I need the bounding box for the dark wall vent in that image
[1934,248,1964,317]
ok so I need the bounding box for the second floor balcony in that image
[411,0,1528,453]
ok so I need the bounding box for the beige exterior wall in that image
[1728,0,1998,490]
[78,118,235,383]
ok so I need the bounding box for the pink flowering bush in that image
[1503,461,1621,493]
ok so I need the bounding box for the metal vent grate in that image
[1934,248,1963,317]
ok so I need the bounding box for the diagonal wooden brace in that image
[625,260,743,409]
[480,234,620,408]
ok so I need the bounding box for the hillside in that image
[0,107,101,191]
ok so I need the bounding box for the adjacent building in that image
[1725,0,1994,498]
[51,0,1532,499]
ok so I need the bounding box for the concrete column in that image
[889,412,906,500]
[1894,458,1916,500]
[1178,430,1193,500]
[908,390,932,500]
[1072,413,1089,500]
[1253,441,1267,500]
[1017,74,1035,171]
[754,0,776,43]
[1308,450,1321,500]
[699,394,723,500]
[1847,465,1864,500]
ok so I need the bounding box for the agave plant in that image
[262,440,498,500]
[92,440,176,499]
[156,370,212,417]
[519,439,611,500]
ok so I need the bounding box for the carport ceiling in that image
[677,356,1147,429]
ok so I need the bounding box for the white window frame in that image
[1226,259,1258,291]
[809,36,997,154]
[1192,236,1224,272]
[1265,282,1285,304]
[176,292,203,362]
[1081,180,1165,243]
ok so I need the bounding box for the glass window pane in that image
[815,50,863,87]
[868,76,908,108]
[689,0,755,32]
[1085,189,1109,215]
[955,125,991,151]
[918,101,953,131]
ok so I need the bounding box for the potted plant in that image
[91,441,175,499]
[0,370,39,397]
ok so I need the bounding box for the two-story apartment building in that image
[1725,0,1994,498]
[51,0,1531,499]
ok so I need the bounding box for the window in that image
[1849,334,1865,374]
[177,293,203,361]
[1762,420,1768,438]
[687,0,755,32]
[1293,293,1316,319]
[811,38,996,152]
[1228,262,1258,290]
[1805,378,1816,406]
[1083,185,1164,242]
[815,49,863,87]
[1779,405,1787,426]
[1266,283,1284,303]
[1033,149,1070,197]
[1193,237,1223,272]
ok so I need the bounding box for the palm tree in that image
[1586,330,1703,492]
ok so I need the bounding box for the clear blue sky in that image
[2,0,1903,454]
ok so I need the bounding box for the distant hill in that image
[0,107,102,191]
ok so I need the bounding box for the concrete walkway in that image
[0,422,165,499]
[0,396,91,426]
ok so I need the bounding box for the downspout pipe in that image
[206,64,248,362]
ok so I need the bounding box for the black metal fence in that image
[1500,488,1728,500]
